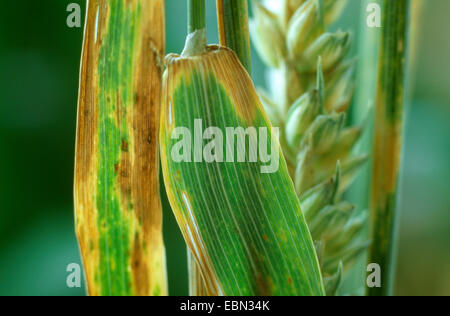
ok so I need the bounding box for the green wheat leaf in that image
[160,35,325,296]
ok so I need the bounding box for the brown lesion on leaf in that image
[74,0,110,297]
[121,139,129,152]
[128,0,166,296]
[117,152,131,194]
[131,232,149,296]
[247,243,272,296]
[75,0,167,296]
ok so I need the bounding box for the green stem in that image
[183,0,207,56]
[217,0,252,73]
[188,0,206,34]
[368,0,410,297]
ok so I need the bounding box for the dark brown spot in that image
[121,139,129,152]
[147,130,153,145]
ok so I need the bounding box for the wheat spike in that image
[251,0,368,295]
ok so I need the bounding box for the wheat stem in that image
[217,0,252,72]
[368,0,410,297]
[188,0,206,34]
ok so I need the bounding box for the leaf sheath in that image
[368,0,410,297]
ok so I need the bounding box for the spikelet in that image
[74,0,167,296]
[251,0,368,295]
[160,31,324,296]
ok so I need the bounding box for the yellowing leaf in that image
[74,0,167,296]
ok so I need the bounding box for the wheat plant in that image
[74,0,167,296]
[250,0,369,295]
[74,0,411,297]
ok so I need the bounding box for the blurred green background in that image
[0,0,448,296]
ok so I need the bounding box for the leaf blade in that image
[160,46,324,296]
[74,0,167,296]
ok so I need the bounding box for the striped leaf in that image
[160,35,325,296]
[368,0,410,297]
[74,0,167,296]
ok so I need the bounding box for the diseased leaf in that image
[368,0,410,297]
[74,0,167,296]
